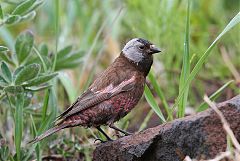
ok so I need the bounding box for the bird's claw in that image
[113,132,133,138]
[94,138,106,143]
[123,131,133,136]
[94,137,113,143]
[118,131,132,136]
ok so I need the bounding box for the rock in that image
[93,95,240,161]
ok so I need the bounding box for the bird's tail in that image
[28,124,68,144]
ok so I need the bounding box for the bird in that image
[29,38,161,144]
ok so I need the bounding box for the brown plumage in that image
[29,38,161,143]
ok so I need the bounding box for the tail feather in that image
[28,124,68,144]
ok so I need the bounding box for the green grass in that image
[0,0,239,160]
[147,71,172,120]
[173,11,240,110]
[177,0,191,118]
[197,80,234,112]
[14,94,24,161]
[144,85,166,122]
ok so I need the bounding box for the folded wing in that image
[55,76,136,123]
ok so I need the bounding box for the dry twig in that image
[203,95,240,152]
[220,46,240,84]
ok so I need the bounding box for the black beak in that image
[149,45,161,54]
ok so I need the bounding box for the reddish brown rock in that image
[93,95,240,161]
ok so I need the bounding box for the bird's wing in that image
[55,89,95,120]
[56,75,136,122]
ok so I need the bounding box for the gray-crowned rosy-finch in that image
[30,38,161,143]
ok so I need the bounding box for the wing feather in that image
[56,76,136,121]
[55,89,94,120]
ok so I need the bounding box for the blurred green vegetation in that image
[0,0,239,160]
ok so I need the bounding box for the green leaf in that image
[13,66,24,81]
[174,12,240,109]
[0,92,6,101]
[144,85,166,122]
[23,92,32,107]
[24,73,58,87]
[0,144,10,161]
[4,85,24,94]
[56,48,85,70]
[0,46,9,52]
[55,60,83,71]
[60,51,84,63]
[0,5,3,19]
[0,75,8,87]
[25,84,52,92]
[15,63,40,85]
[56,45,73,61]
[20,11,36,22]
[197,80,234,112]
[12,0,36,15]
[0,52,14,65]
[1,62,12,83]
[15,31,34,65]
[26,0,45,14]
[14,94,24,161]
[39,43,48,56]
[5,15,21,25]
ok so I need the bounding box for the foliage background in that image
[0,0,239,160]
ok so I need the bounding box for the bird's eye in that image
[139,45,145,50]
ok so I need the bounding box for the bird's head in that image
[122,38,161,63]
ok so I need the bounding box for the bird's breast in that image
[109,81,145,120]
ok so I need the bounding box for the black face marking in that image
[137,38,152,46]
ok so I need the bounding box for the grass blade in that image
[197,80,234,112]
[51,0,59,72]
[0,4,3,19]
[144,85,166,122]
[178,0,191,118]
[30,115,41,161]
[41,89,50,121]
[138,109,154,132]
[58,72,77,103]
[24,112,55,161]
[173,12,240,109]
[148,71,172,120]
[15,94,24,161]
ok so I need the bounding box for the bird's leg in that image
[109,123,132,136]
[95,126,113,143]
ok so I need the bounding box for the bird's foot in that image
[109,123,133,136]
[113,133,121,138]
[113,131,133,138]
[123,131,133,136]
[96,126,114,143]
[94,138,106,143]
[94,137,113,143]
